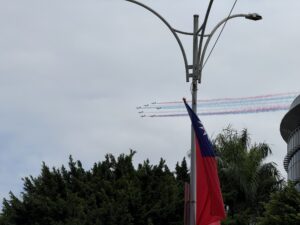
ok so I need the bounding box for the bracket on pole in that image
[187,65,200,81]
[187,65,194,80]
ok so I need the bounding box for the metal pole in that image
[125,3,262,225]
[190,14,199,225]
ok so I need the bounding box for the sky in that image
[0,0,300,204]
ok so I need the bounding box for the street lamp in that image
[246,13,263,21]
[198,13,262,82]
[125,1,262,225]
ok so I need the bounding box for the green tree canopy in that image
[258,182,300,225]
[0,151,188,225]
[0,127,286,225]
[214,127,283,225]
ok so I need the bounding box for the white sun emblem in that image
[198,121,207,135]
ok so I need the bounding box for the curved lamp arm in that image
[198,13,261,82]
[126,0,191,81]
[197,0,214,70]
[173,29,209,37]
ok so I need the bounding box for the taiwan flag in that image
[183,98,226,225]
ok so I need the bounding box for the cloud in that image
[0,0,299,204]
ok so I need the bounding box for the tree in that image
[0,128,284,225]
[257,182,300,225]
[214,127,283,224]
[0,151,185,225]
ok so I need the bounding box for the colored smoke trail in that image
[145,97,294,110]
[137,92,299,118]
[154,91,299,105]
[139,94,297,110]
[146,105,290,118]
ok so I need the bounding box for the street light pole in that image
[125,1,262,225]
[190,15,199,225]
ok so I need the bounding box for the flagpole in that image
[190,15,199,225]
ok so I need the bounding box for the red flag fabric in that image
[184,99,226,225]
[208,222,221,225]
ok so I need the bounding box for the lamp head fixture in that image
[245,13,262,21]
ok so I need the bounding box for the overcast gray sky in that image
[1,0,300,204]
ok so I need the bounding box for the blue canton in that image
[184,101,216,157]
